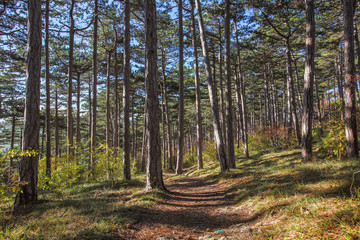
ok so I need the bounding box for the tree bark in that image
[114,42,119,160]
[176,0,185,175]
[67,0,75,161]
[45,0,51,178]
[302,0,315,161]
[144,0,166,190]
[76,72,81,146]
[123,0,131,180]
[343,0,359,158]
[195,0,228,172]
[235,19,249,158]
[106,51,111,180]
[14,0,41,209]
[190,0,203,170]
[91,0,98,175]
[161,47,174,170]
[224,0,234,168]
[9,113,16,181]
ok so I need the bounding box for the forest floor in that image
[2,148,360,239]
[117,175,256,240]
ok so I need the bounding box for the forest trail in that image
[118,176,256,240]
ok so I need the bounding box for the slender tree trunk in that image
[114,43,119,160]
[106,51,111,180]
[67,0,75,161]
[224,0,234,168]
[76,72,81,146]
[218,25,226,150]
[45,0,51,178]
[302,0,315,161]
[354,22,360,105]
[343,0,359,158]
[176,0,185,175]
[55,88,59,158]
[336,51,345,119]
[144,0,166,190]
[122,0,131,180]
[141,117,146,172]
[9,113,16,181]
[161,47,174,170]
[195,0,228,172]
[286,40,301,144]
[190,0,203,170]
[91,0,98,175]
[235,19,249,158]
[14,0,41,209]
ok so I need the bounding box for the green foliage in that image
[249,127,298,151]
[202,140,217,163]
[321,118,345,159]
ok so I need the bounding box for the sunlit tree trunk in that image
[106,51,111,180]
[144,0,166,190]
[195,0,228,172]
[302,0,315,161]
[343,0,358,158]
[14,0,41,209]
[76,72,81,147]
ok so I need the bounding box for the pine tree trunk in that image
[9,113,16,182]
[235,19,249,158]
[302,0,315,161]
[123,0,131,180]
[195,0,228,172]
[45,0,51,178]
[106,51,111,180]
[76,72,81,146]
[91,0,98,175]
[224,0,234,168]
[161,46,174,170]
[14,0,41,209]
[114,45,119,160]
[343,0,359,158]
[190,0,203,170]
[67,0,75,161]
[144,0,166,190]
[55,88,59,159]
[336,51,345,119]
[176,0,185,175]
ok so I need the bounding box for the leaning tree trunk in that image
[176,0,185,175]
[144,0,166,190]
[14,0,41,209]
[343,0,358,158]
[195,0,228,172]
[302,0,315,161]
[190,0,203,170]
[123,0,131,180]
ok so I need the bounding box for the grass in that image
[0,175,170,240]
[1,146,360,239]
[186,148,360,239]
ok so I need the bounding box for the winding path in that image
[118,176,256,240]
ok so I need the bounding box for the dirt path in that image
[118,176,256,240]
